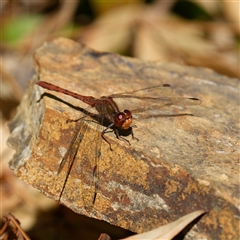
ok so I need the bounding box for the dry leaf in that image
[222,0,239,34]
[121,210,206,240]
[78,3,239,78]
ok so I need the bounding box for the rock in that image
[8,37,239,239]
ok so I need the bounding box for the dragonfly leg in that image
[66,116,86,123]
[102,124,138,150]
[130,125,139,141]
[101,123,114,151]
[114,128,132,146]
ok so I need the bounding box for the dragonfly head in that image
[114,110,132,130]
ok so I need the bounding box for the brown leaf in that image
[98,233,111,240]
[121,210,206,240]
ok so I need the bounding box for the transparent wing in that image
[109,84,173,101]
[109,84,201,115]
[78,118,101,212]
[57,119,88,202]
[131,97,202,114]
[56,105,101,211]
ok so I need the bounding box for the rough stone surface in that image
[8,38,239,239]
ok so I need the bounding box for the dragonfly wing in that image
[57,120,88,202]
[56,106,101,209]
[110,84,173,101]
[131,97,201,114]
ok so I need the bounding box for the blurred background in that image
[1,0,239,239]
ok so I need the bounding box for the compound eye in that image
[123,109,132,118]
[114,112,126,128]
[114,110,132,130]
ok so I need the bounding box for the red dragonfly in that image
[36,81,201,208]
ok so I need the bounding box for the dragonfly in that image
[36,81,201,209]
